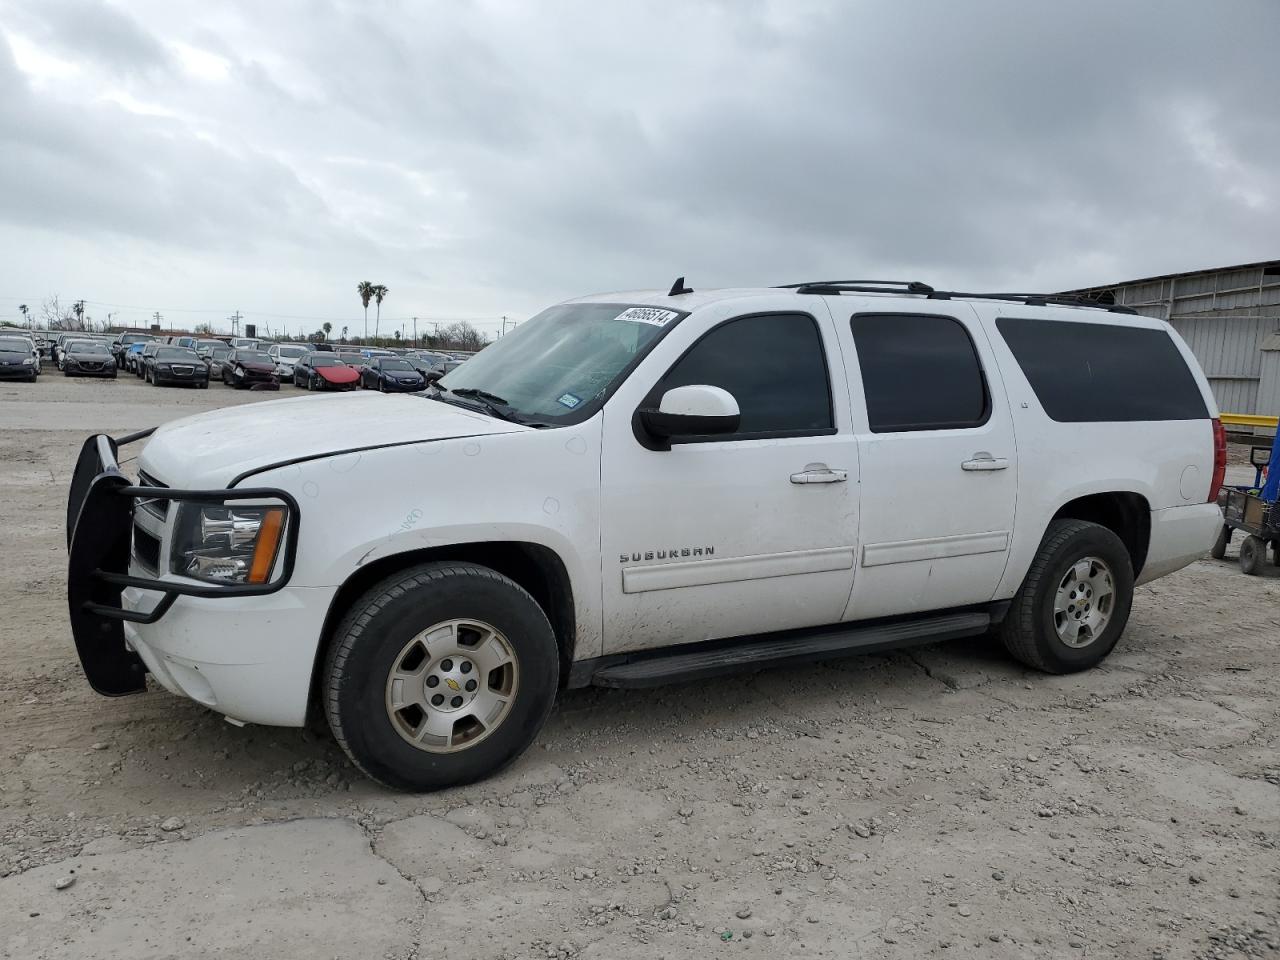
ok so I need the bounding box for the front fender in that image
[247,422,606,656]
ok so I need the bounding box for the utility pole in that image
[152,311,163,329]
[228,310,243,337]
[412,316,417,348]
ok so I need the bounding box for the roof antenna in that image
[668,276,694,296]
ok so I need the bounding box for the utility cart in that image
[1213,442,1280,574]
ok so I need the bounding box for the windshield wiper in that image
[452,387,510,406]
[436,387,548,427]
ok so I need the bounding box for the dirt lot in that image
[0,372,1276,959]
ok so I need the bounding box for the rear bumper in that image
[65,433,300,700]
[1137,502,1223,584]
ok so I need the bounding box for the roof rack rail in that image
[782,281,1136,314]
[780,280,936,296]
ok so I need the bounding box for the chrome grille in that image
[136,471,170,521]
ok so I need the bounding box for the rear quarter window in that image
[996,317,1207,422]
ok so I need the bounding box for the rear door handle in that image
[961,453,1009,472]
[790,463,848,484]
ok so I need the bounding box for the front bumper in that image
[66,433,300,699]
[154,368,207,384]
[66,363,116,377]
[0,365,36,379]
[381,379,427,392]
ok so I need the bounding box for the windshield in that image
[236,350,272,363]
[437,302,681,423]
[311,355,343,367]
[70,342,106,354]
[0,337,30,351]
[210,347,231,359]
[380,359,412,371]
[278,346,307,359]
[157,348,197,360]
[120,334,153,345]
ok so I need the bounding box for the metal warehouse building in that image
[1062,259,1280,418]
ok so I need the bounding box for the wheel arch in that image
[306,540,577,722]
[1050,490,1151,576]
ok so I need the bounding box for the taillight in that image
[1209,418,1227,502]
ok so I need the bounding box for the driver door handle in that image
[961,453,1009,472]
[790,463,848,484]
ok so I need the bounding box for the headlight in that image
[171,504,288,584]
[234,367,244,377]
[22,357,33,365]
[156,364,172,372]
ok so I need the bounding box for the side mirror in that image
[1250,445,1271,468]
[639,385,740,447]
[424,369,444,384]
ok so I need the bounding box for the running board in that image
[586,611,991,689]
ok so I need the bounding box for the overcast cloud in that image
[0,0,1276,336]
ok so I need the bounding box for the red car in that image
[221,349,280,390]
[293,353,361,391]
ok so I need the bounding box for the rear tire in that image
[1239,535,1265,575]
[1210,525,1230,560]
[999,519,1134,674]
[323,562,559,792]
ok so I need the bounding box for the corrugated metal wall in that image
[1256,342,1280,423]
[1068,262,1280,415]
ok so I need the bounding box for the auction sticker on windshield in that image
[616,307,679,327]
[557,393,582,409]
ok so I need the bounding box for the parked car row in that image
[4,328,470,391]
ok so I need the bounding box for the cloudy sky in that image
[1,0,1276,337]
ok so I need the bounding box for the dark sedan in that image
[148,347,209,388]
[360,357,426,392]
[0,336,39,381]
[222,349,280,389]
[294,353,360,391]
[136,341,162,378]
[63,340,118,378]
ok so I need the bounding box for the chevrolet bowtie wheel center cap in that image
[425,657,479,712]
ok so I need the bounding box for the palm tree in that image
[322,321,332,342]
[18,304,28,327]
[72,300,85,329]
[357,281,374,341]
[372,284,389,340]
[340,325,348,344]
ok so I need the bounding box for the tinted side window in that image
[997,317,1208,422]
[850,314,989,432]
[659,313,834,437]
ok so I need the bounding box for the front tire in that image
[323,562,559,792]
[999,519,1134,674]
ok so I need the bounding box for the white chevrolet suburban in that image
[66,280,1225,790]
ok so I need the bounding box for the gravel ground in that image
[1,372,1277,959]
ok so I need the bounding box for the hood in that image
[139,391,529,488]
[317,366,360,383]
